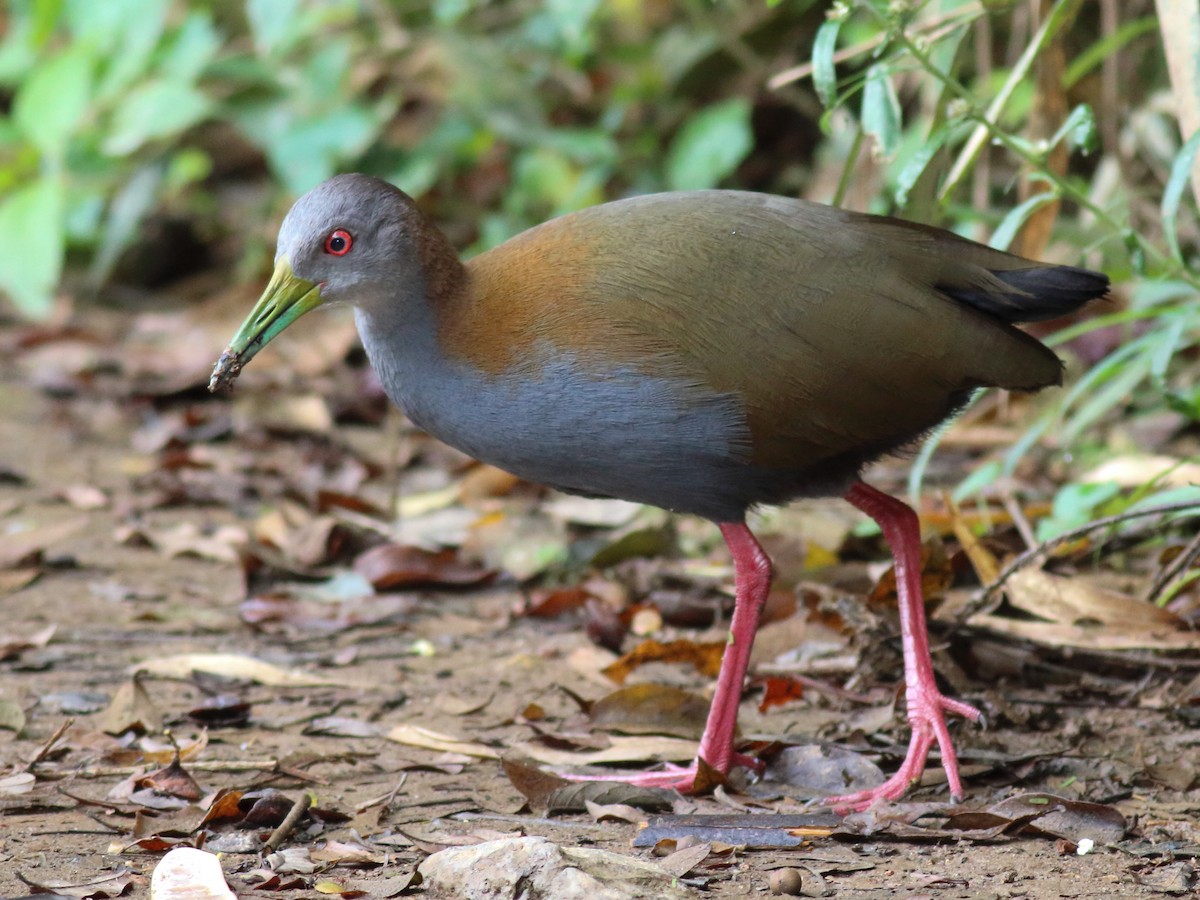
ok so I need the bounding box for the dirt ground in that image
[2,298,1200,899]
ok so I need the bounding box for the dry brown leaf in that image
[1083,455,1200,489]
[121,521,248,563]
[0,623,56,661]
[602,639,726,685]
[0,567,39,595]
[140,730,210,764]
[98,677,162,735]
[310,840,385,865]
[657,841,713,879]
[868,538,953,609]
[974,569,1200,650]
[589,684,710,739]
[513,734,697,766]
[232,393,333,433]
[948,496,1002,585]
[133,653,364,687]
[584,799,648,824]
[458,464,521,502]
[386,724,500,759]
[137,756,204,801]
[58,484,110,510]
[0,517,87,568]
[354,543,494,589]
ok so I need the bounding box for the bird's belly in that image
[393,357,756,521]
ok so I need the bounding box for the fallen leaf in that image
[0,771,35,794]
[59,484,110,510]
[0,518,87,568]
[602,639,726,685]
[120,521,248,564]
[137,756,203,801]
[386,724,500,759]
[133,653,364,687]
[974,569,1200,650]
[98,677,162,735]
[585,799,650,823]
[514,734,697,766]
[755,676,806,713]
[354,543,494,589]
[16,867,136,899]
[657,841,712,878]
[589,684,711,739]
[0,623,56,661]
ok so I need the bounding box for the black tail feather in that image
[944,265,1110,324]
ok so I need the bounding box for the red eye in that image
[324,229,353,256]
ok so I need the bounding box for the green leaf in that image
[989,190,1057,251]
[89,164,163,288]
[88,0,168,102]
[1150,316,1187,385]
[433,0,472,25]
[811,18,841,109]
[893,124,950,207]
[1162,128,1200,263]
[159,12,221,84]
[103,79,211,156]
[860,63,900,159]
[665,98,752,191]
[262,107,379,194]
[0,176,64,317]
[543,0,602,55]
[12,44,93,156]
[1036,481,1122,542]
[952,460,1002,502]
[246,0,302,56]
[1064,16,1158,89]
[1050,104,1098,155]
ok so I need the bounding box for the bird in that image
[210,173,1108,809]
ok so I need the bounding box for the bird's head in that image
[209,173,426,391]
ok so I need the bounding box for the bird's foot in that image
[558,751,761,794]
[826,689,980,813]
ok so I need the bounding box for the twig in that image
[956,500,1200,625]
[362,774,409,825]
[263,791,312,853]
[767,5,980,89]
[75,758,279,778]
[1145,528,1200,606]
[23,718,74,773]
[1000,490,1038,550]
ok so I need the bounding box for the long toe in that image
[558,761,709,793]
[825,689,980,812]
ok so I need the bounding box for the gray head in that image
[209,174,458,391]
[277,173,427,308]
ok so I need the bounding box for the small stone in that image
[769,867,804,896]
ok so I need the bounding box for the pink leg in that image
[827,482,980,811]
[560,522,772,792]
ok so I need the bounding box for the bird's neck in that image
[352,222,468,426]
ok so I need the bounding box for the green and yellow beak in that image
[208,257,324,392]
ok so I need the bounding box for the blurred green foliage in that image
[0,0,779,313]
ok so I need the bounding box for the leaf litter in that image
[3,296,1200,897]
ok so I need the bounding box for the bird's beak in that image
[208,257,324,392]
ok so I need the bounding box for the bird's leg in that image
[696,523,774,773]
[827,481,980,811]
[557,521,772,792]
